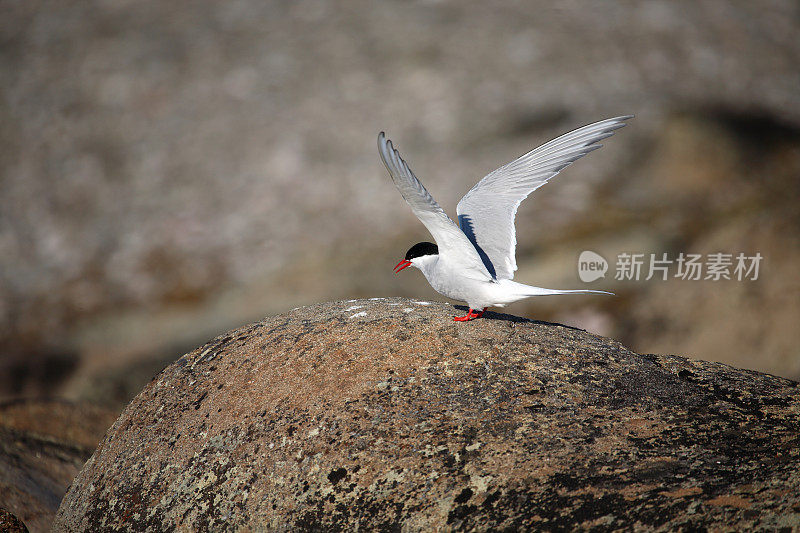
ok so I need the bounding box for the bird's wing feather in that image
[456,115,633,280]
[378,132,491,281]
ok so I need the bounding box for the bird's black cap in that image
[405,242,438,260]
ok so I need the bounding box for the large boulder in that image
[54,299,800,531]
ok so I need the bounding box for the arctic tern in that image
[379,115,632,321]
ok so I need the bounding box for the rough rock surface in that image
[0,508,28,533]
[54,299,800,531]
[0,400,117,533]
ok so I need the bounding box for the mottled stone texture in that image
[54,299,800,531]
[0,508,29,533]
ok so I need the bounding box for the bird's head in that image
[394,242,439,273]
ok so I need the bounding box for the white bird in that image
[380,115,632,321]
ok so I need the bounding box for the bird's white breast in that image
[418,255,503,309]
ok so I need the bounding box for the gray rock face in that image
[54,299,800,531]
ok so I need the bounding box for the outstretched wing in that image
[378,132,491,281]
[456,115,633,280]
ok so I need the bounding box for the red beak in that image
[393,259,412,273]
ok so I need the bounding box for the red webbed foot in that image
[453,308,487,322]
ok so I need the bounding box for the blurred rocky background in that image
[1,0,800,516]
[2,1,799,529]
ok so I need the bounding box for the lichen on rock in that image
[53,299,800,531]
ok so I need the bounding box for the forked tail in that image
[524,287,614,296]
[499,280,614,298]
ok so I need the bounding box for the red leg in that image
[453,309,473,321]
[453,308,487,321]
